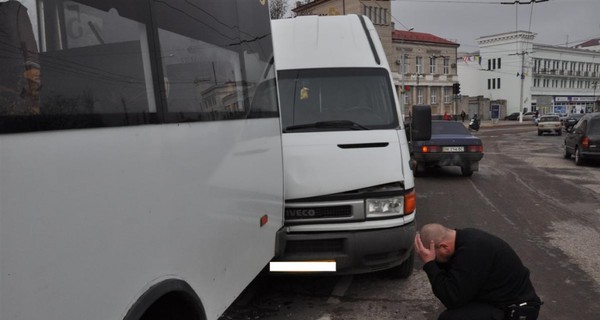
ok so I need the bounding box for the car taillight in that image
[421,145,441,153]
[582,136,590,149]
[468,145,483,152]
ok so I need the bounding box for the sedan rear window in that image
[431,121,471,135]
[539,116,559,122]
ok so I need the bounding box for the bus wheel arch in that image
[123,279,206,320]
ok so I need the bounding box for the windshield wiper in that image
[285,120,370,131]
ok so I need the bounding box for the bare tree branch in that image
[269,0,289,19]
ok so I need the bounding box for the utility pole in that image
[501,0,548,122]
[518,51,525,122]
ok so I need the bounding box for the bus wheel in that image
[140,292,204,320]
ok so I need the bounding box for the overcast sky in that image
[390,0,600,52]
[285,0,600,52]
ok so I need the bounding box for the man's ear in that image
[438,241,449,251]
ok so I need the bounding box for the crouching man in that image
[414,223,542,320]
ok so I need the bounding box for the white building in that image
[458,31,600,117]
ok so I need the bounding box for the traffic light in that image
[452,82,461,95]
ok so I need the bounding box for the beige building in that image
[393,30,459,116]
[292,0,459,117]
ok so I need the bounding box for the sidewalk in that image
[458,119,535,129]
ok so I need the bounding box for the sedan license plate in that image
[443,146,464,152]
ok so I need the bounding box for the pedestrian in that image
[460,110,466,122]
[443,112,451,121]
[414,223,542,320]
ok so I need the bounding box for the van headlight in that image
[366,196,403,217]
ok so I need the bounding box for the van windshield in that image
[278,68,399,132]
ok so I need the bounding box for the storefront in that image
[553,96,596,114]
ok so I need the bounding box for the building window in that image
[430,56,436,74]
[488,59,491,71]
[497,78,501,89]
[417,87,424,104]
[416,56,423,74]
[363,6,388,25]
[404,93,409,105]
[431,88,437,104]
[444,87,451,103]
[401,54,408,73]
[443,58,449,74]
[492,78,496,89]
[497,58,501,69]
[488,79,491,90]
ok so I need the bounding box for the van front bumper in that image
[273,220,415,275]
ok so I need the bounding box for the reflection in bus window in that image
[38,0,155,117]
[0,0,277,133]
[0,0,40,115]
[155,0,277,121]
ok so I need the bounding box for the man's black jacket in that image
[423,228,541,309]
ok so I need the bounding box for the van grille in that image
[285,205,352,220]
[285,239,344,254]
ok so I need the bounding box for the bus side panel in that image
[0,119,283,320]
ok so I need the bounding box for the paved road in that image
[221,125,600,320]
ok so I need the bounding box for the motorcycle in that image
[469,117,480,131]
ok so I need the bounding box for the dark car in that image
[504,112,520,120]
[563,113,584,132]
[412,120,484,176]
[564,113,600,165]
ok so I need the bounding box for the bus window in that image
[154,0,277,121]
[38,0,156,116]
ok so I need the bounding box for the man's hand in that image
[414,232,436,263]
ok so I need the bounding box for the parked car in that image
[504,112,520,120]
[522,111,536,121]
[412,120,484,176]
[505,112,535,121]
[558,113,569,123]
[564,113,600,165]
[537,115,562,135]
[563,113,584,132]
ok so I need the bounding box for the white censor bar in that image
[269,261,336,272]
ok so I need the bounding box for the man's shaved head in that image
[419,223,452,247]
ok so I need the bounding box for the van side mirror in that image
[410,104,432,141]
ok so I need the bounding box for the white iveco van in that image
[271,15,430,276]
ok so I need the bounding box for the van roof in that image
[271,15,388,71]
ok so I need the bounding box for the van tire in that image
[387,250,414,278]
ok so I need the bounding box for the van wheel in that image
[387,250,414,278]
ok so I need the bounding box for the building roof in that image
[392,30,458,46]
[575,38,600,48]
[292,0,330,13]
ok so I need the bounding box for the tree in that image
[269,0,289,20]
